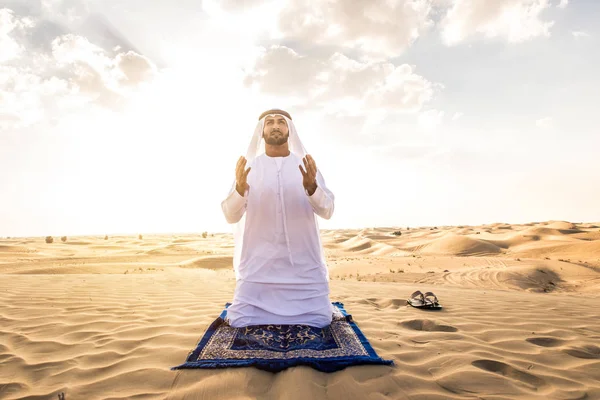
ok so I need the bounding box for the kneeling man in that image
[221,109,335,328]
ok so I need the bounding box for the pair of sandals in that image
[407,290,442,309]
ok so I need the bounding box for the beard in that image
[264,130,289,146]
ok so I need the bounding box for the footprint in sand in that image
[369,298,406,309]
[526,337,566,347]
[563,345,600,359]
[400,319,458,332]
[472,359,546,388]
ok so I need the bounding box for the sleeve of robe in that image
[221,187,248,224]
[307,171,335,220]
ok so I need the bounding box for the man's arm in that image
[221,186,248,224]
[306,177,334,220]
[299,155,334,220]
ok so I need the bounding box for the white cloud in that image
[440,0,555,45]
[115,51,155,86]
[0,8,34,62]
[206,0,434,59]
[244,45,440,116]
[535,116,553,129]
[52,34,113,72]
[52,34,156,95]
[41,0,91,24]
[206,0,565,59]
[557,0,568,8]
[572,31,590,38]
[0,9,157,130]
[452,111,463,120]
[0,66,75,128]
[277,0,434,59]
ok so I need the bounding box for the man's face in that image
[263,115,289,146]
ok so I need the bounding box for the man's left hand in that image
[299,154,318,196]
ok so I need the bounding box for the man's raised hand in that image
[235,156,251,196]
[299,154,318,196]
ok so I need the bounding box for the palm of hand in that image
[236,156,251,194]
[299,155,317,191]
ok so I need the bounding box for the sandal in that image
[407,290,429,308]
[423,291,442,309]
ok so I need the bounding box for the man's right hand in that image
[235,156,251,196]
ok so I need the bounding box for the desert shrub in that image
[392,230,402,236]
[61,236,67,242]
[202,231,208,238]
[45,236,53,243]
[104,235,108,240]
[138,234,143,240]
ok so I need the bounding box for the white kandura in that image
[221,113,335,328]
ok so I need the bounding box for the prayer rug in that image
[171,302,394,373]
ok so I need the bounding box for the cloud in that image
[205,0,434,59]
[277,0,434,59]
[115,51,155,86]
[207,0,564,59]
[440,0,556,45]
[0,66,75,128]
[0,8,33,62]
[244,45,440,116]
[557,0,568,8]
[572,31,590,38]
[0,8,157,130]
[2,0,91,23]
[52,34,156,93]
[452,111,463,120]
[535,116,553,129]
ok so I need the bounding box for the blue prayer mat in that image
[171,302,394,373]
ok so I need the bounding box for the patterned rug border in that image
[171,301,394,373]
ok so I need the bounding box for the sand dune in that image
[325,236,401,256]
[1,221,600,399]
[546,221,579,230]
[419,233,503,256]
[178,256,234,270]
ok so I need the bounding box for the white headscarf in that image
[243,113,307,161]
[226,112,328,279]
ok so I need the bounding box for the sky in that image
[1,0,599,237]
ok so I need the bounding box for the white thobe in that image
[221,153,335,328]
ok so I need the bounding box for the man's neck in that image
[265,144,290,157]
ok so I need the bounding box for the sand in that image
[1,220,600,399]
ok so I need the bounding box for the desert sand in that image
[1,220,600,399]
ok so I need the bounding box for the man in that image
[221,109,335,328]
